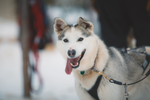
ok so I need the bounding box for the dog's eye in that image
[78,37,84,42]
[63,39,69,43]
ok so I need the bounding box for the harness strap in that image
[89,50,150,100]
[142,53,150,73]
[87,75,102,100]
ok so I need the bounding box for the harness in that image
[87,75,103,100]
[86,52,150,100]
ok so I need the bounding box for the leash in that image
[28,0,47,93]
[93,67,150,100]
[29,51,43,93]
[93,52,150,100]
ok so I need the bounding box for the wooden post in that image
[20,0,30,97]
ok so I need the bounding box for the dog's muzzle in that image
[65,49,86,75]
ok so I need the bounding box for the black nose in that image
[68,49,76,57]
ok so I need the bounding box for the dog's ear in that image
[77,17,94,31]
[54,18,67,35]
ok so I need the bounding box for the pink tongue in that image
[65,58,72,75]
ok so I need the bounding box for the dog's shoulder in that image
[107,47,124,60]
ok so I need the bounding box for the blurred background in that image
[0,0,150,100]
[0,0,99,100]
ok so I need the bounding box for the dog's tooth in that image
[70,62,78,67]
[70,63,73,66]
[76,62,78,66]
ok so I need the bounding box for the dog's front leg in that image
[75,81,96,100]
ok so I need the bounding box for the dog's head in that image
[54,17,98,75]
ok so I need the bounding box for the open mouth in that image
[65,49,86,75]
[70,49,86,68]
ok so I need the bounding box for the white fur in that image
[54,17,150,100]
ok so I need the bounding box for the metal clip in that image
[93,67,111,81]
[93,67,99,72]
[124,83,129,100]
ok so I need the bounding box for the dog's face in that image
[54,17,98,75]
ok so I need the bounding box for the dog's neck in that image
[73,40,109,90]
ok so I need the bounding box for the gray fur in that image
[58,26,70,40]
[58,25,91,40]
[54,17,150,100]
[105,47,145,82]
[58,33,65,40]
[76,26,91,37]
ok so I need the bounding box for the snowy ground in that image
[0,6,100,100]
[0,15,80,100]
[0,41,79,100]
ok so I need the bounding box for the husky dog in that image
[54,17,150,100]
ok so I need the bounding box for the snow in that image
[0,41,79,100]
[0,41,23,99]
[0,12,79,100]
[0,6,100,100]
[0,17,19,39]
